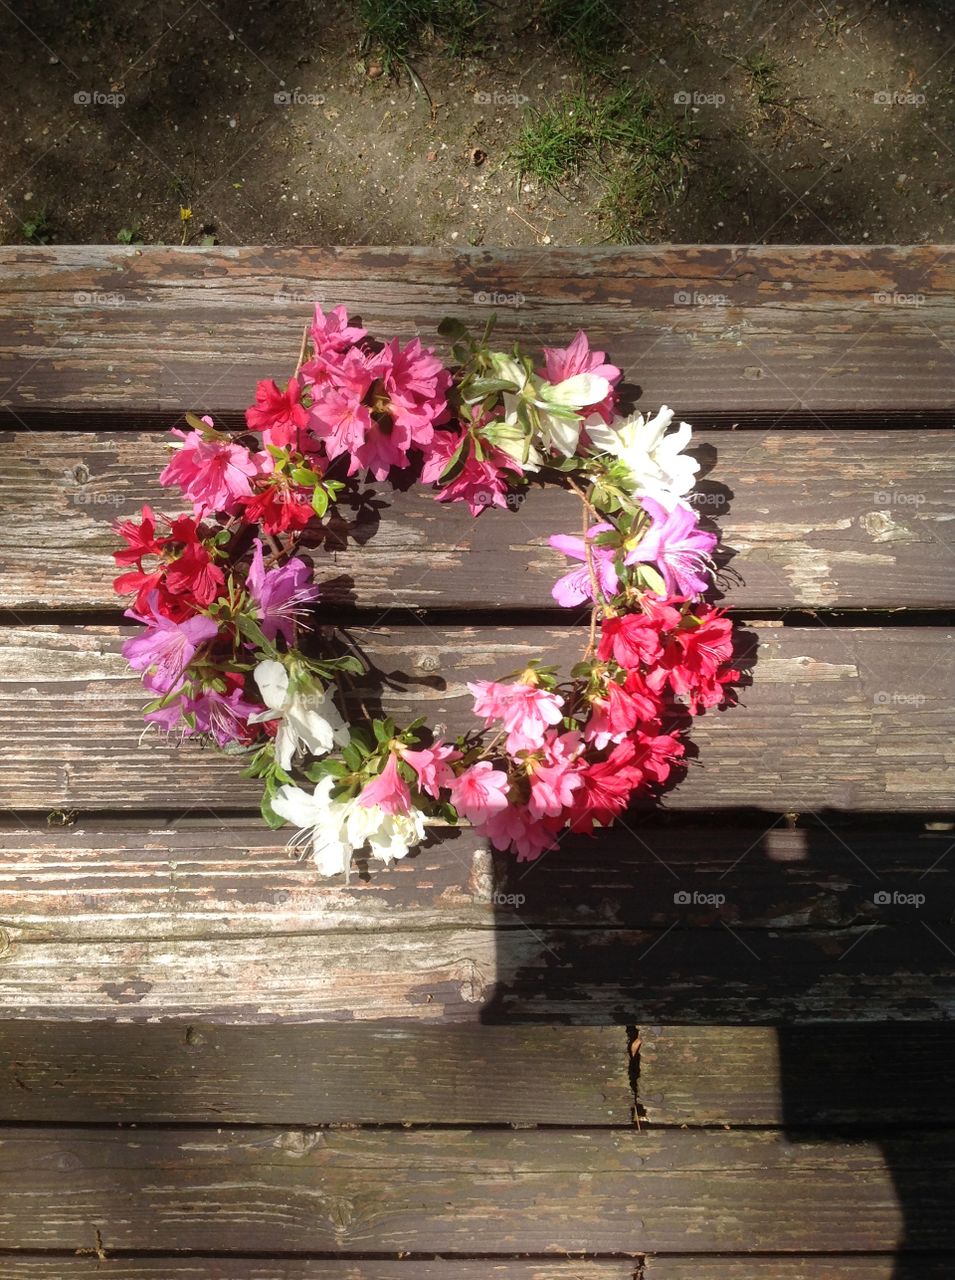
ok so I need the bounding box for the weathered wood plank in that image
[0,1127,951,1253]
[0,1262,644,1280]
[0,1022,632,1125]
[3,430,953,612]
[644,1263,955,1279]
[0,625,951,812]
[0,923,952,1022]
[1,246,954,415]
[1,824,952,939]
[637,1026,955,1125]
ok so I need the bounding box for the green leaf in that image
[291,465,321,487]
[372,719,390,745]
[235,613,270,651]
[259,789,287,830]
[634,563,666,595]
[311,486,329,518]
[185,411,209,434]
[466,375,517,399]
[342,742,364,772]
[438,436,470,484]
[437,316,469,343]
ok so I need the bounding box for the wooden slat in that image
[0,624,951,812]
[0,921,952,1022]
[644,1263,955,1279]
[637,1026,955,1125]
[2,430,953,612]
[3,824,952,940]
[0,1127,952,1253]
[0,1262,643,1279]
[1,246,954,416]
[0,1022,631,1125]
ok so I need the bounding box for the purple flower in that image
[246,539,320,644]
[122,595,219,692]
[625,497,717,597]
[548,522,620,607]
[189,686,262,746]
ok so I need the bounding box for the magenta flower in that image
[189,685,262,747]
[372,337,452,446]
[309,302,367,356]
[468,679,564,754]
[358,753,412,815]
[422,429,520,517]
[399,739,461,799]
[449,761,510,824]
[246,540,320,645]
[122,596,219,693]
[540,330,621,424]
[625,497,717,598]
[549,523,620,607]
[160,422,263,513]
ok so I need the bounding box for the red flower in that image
[238,481,314,534]
[245,377,309,448]
[597,612,663,669]
[653,606,739,713]
[164,542,225,607]
[567,739,645,834]
[113,504,165,566]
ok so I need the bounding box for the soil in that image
[1,0,953,247]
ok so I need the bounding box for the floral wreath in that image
[114,305,739,877]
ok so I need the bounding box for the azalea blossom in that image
[597,613,663,670]
[421,428,521,516]
[500,367,612,459]
[358,752,412,815]
[540,330,621,423]
[626,497,717,597]
[586,406,699,509]
[399,739,461,798]
[549,522,620,607]
[648,605,739,713]
[468,679,565,754]
[479,805,562,861]
[160,421,265,513]
[245,540,319,644]
[245,377,309,448]
[122,596,219,693]
[448,761,511,824]
[248,659,349,770]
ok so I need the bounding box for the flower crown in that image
[114,305,739,877]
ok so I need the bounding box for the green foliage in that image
[355,0,489,75]
[21,209,54,244]
[537,0,629,68]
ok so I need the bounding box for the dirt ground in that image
[1,0,953,247]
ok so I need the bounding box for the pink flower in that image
[122,594,219,693]
[160,421,263,513]
[245,377,309,448]
[468,679,565,754]
[188,685,263,747]
[626,497,717,598]
[597,613,663,670]
[422,429,520,517]
[373,337,452,446]
[479,805,561,861]
[399,739,461,799]
[245,539,319,645]
[309,302,367,357]
[649,605,739,713]
[585,680,645,750]
[549,523,619,607]
[449,761,510,824]
[540,330,621,423]
[358,753,412,815]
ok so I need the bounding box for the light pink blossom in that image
[448,761,510,824]
[479,806,561,861]
[358,752,412,815]
[540,330,621,423]
[399,739,461,798]
[160,420,263,513]
[549,522,620,607]
[468,679,565,754]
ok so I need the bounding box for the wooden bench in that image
[0,245,953,1276]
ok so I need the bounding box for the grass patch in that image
[537,0,629,67]
[20,208,54,244]
[355,0,489,76]
[510,85,693,241]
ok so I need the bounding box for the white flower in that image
[249,659,349,771]
[489,352,610,460]
[272,777,427,878]
[585,406,699,509]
